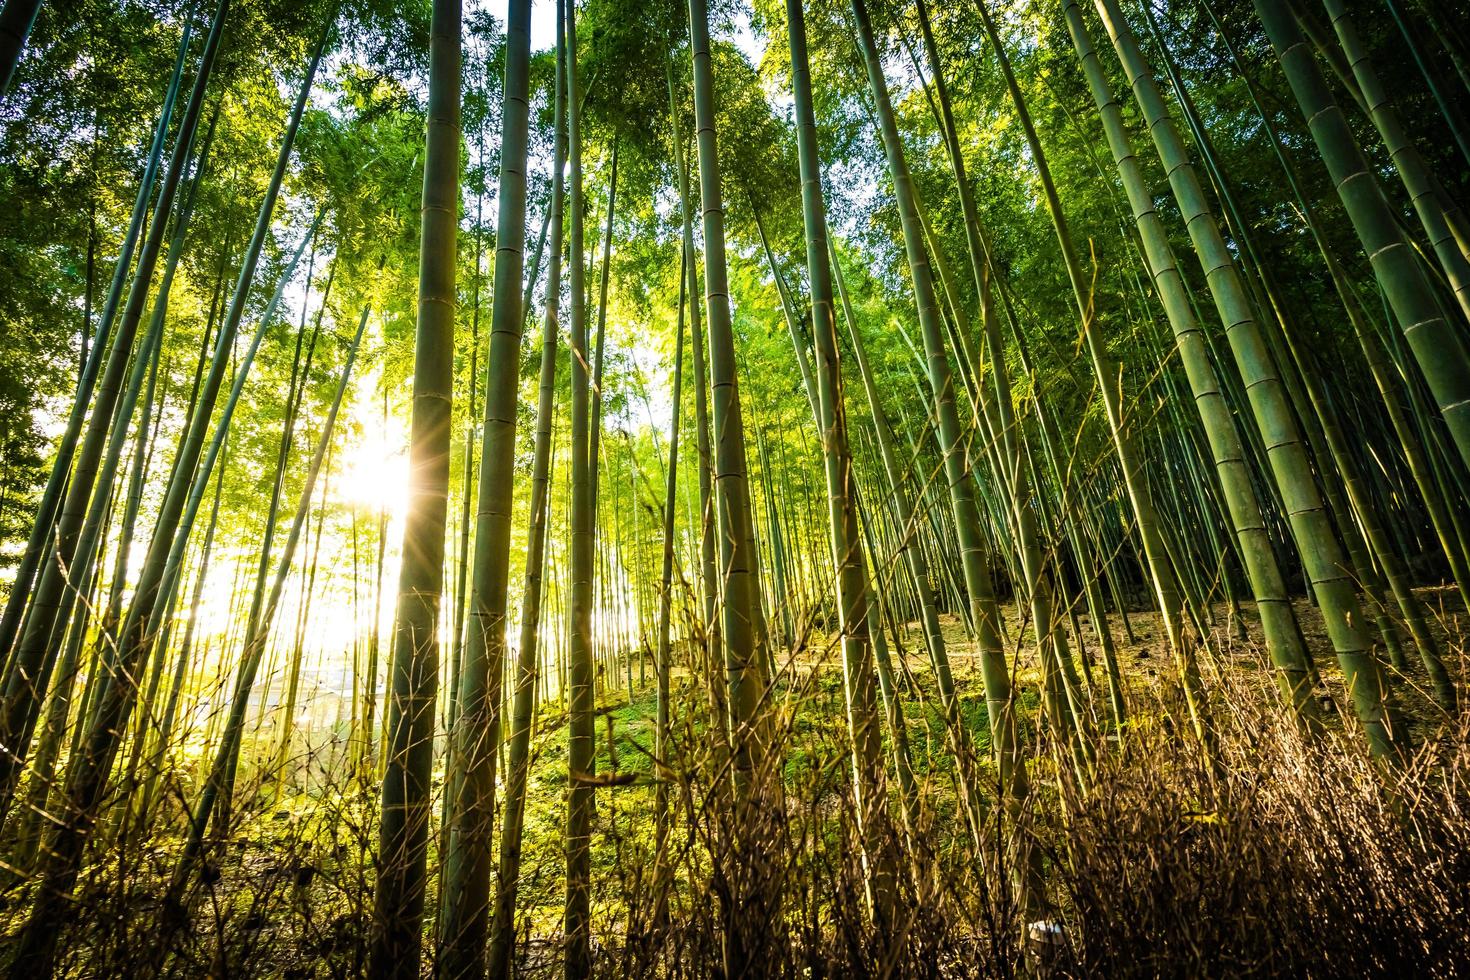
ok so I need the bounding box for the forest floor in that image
[495,584,1470,962]
[15,586,1467,976]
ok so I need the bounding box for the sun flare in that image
[335,369,410,526]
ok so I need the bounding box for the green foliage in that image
[2,0,1470,971]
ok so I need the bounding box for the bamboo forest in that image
[3,0,1470,974]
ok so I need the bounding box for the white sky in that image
[483,0,764,63]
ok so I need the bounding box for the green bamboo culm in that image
[0,0,42,97]
[99,209,329,954]
[9,5,337,972]
[371,0,460,973]
[563,0,595,972]
[849,0,1042,913]
[1139,0,1455,713]
[687,0,774,967]
[1144,0,1428,734]
[785,0,894,920]
[1198,0,1468,702]
[974,0,1212,758]
[0,13,194,762]
[1068,0,1327,724]
[488,2,566,973]
[437,1,532,974]
[164,294,372,928]
[651,240,686,926]
[587,142,617,544]
[3,1,219,957]
[0,8,190,673]
[912,0,1092,781]
[1317,0,1470,322]
[667,50,728,784]
[1252,0,1470,475]
[833,245,989,849]
[686,0,765,792]
[0,103,210,834]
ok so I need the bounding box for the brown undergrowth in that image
[2,594,1467,978]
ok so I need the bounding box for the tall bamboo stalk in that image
[488,8,567,967]
[1064,0,1322,719]
[370,0,458,971]
[10,10,332,972]
[976,0,1211,754]
[850,0,1040,910]
[0,0,41,96]
[564,0,596,971]
[1253,0,1470,475]
[437,2,531,973]
[785,0,893,919]
[651,243,686,924]
[167,299,370,913]
[0,14,211,807]
[0,12,191,672]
